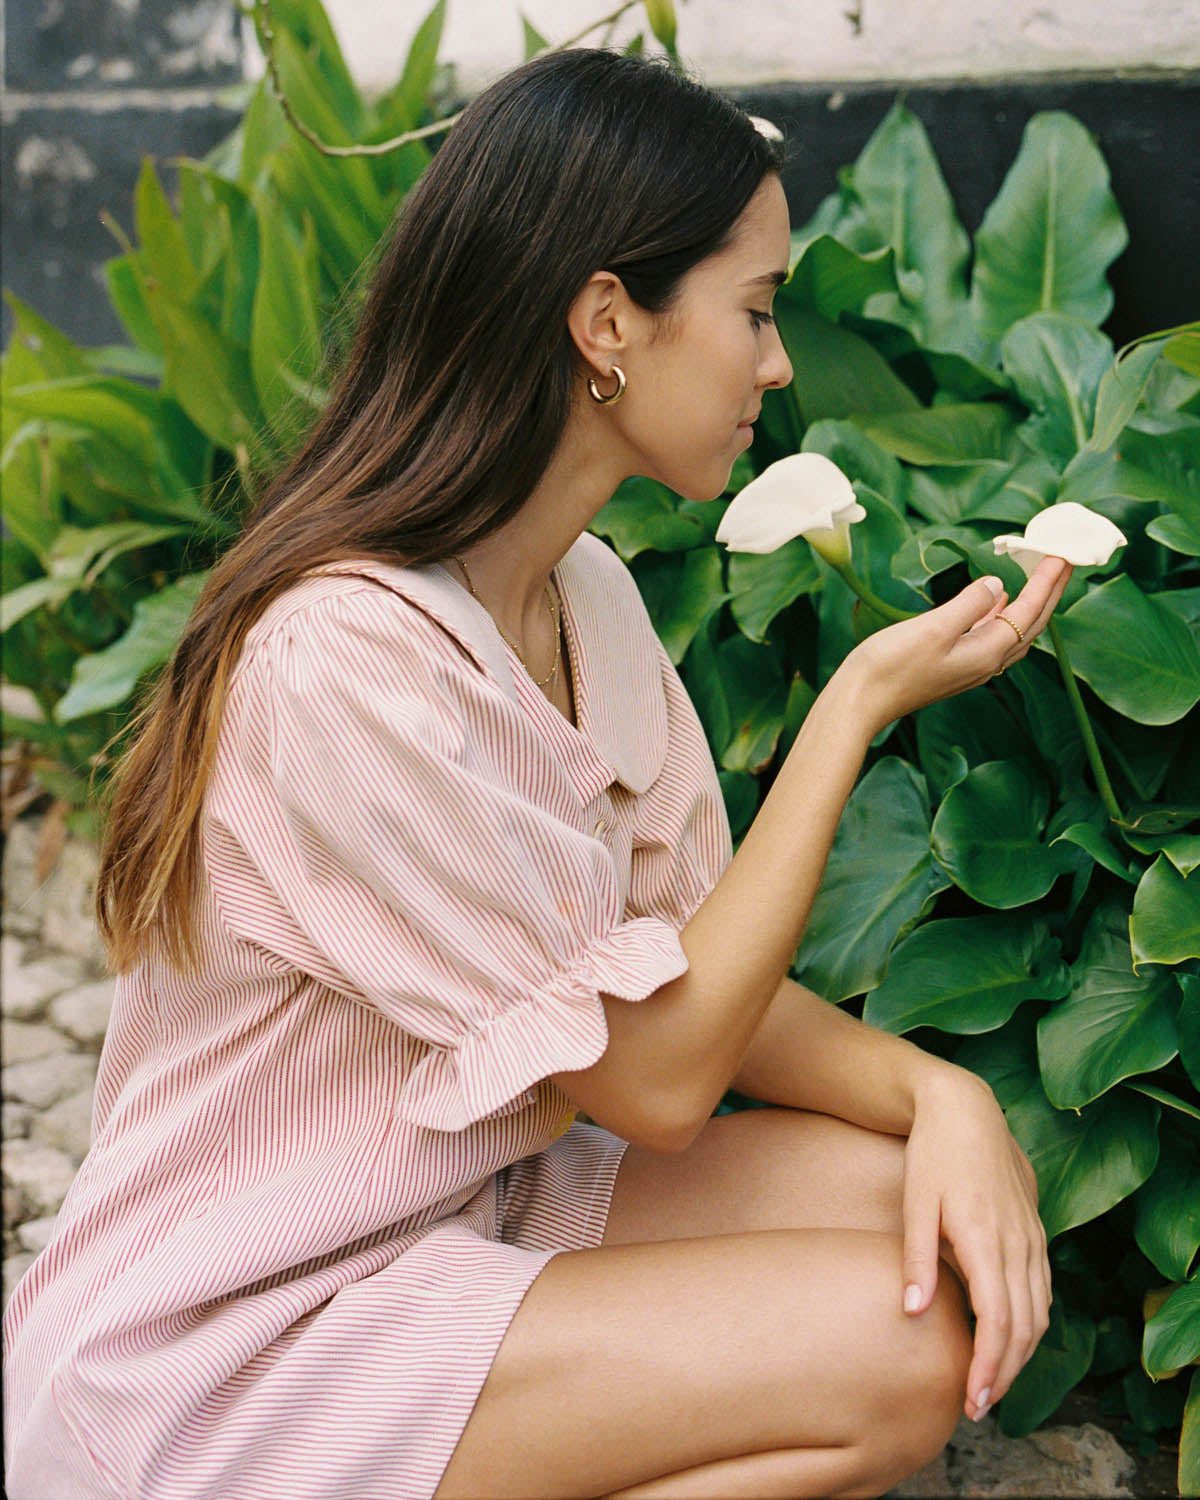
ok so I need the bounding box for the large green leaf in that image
[863,913,1067,1035]
[591,477,713,560]
[970,112,1128,345]
[1180,976,1200,1094]
[1050,576,1200,726]
[372,0,446,129]
[795,758,949,1003]
[1143,1278,1200,1379]
[996,1302,1096,1437]
[1001,314,1113,467]
[251,195,323,434]
[775,302,921,424]
[853,403,1017,466]
[931,760,1059,908]
[133,158,197,305]
[716,636,789,774]
[1131,857,1200,967]
[54,572,209,721]
[850,100,973,351]
[786,236,900,322]
[148,290,261,453]
[914,685,1029,800]
[1134,1130,1200,1282]
[727,543,819,642]
[1037,904,1180,1108]
[1007,1083,1160,1241]
[635,547,727,664]
[1087,339,1167,453]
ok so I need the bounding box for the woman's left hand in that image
[900,1067,1052,1422]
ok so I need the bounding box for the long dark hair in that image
[97,47,784,969]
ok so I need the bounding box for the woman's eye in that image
[750,310,776,330]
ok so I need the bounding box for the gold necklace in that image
[451,554,562,692]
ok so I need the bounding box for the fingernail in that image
[981,576,1004,599]
[904,1284,922,1313]
[972,1387,991,1421]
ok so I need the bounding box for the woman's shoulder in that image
[234,557,515,701]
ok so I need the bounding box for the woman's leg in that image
[437,1109,972,1499]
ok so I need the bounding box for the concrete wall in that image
[318,0,1200,92]
[4,0,1199,352]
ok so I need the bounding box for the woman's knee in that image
[869,1267,972,1475]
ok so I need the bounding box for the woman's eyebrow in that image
[742,270,788,288]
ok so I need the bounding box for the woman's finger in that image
[952,1240,1010,1421]
[900,1175,943,1318]
[988,1237,1040,1406]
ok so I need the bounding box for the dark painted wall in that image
[3,0,1197,352]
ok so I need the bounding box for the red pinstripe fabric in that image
[4,533,731,1499]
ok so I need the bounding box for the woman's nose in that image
[760,325,793,390]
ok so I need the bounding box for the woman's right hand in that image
[841,556,1072,734]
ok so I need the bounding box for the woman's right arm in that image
[551,559,1071,1152]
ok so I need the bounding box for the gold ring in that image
[997,614,1025,643]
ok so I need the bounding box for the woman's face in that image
[616,174,794,503]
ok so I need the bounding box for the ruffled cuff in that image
[393,917,688,1131]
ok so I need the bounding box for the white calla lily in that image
[715,452,866,565]
[992,501,1127,576]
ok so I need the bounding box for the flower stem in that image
[828,561,915,625]
[1047,617,1123,823]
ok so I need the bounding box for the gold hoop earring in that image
[587,365,626,406]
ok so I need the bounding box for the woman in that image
[4,48,1069,1500]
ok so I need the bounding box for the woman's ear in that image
[567,270,635,374]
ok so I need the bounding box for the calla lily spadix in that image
[715,452,866,566]
[993,502,1127,576]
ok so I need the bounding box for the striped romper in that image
[3,531,732,1499]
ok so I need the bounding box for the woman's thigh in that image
[434,1225,970,1500]
[604,1106,909,1248]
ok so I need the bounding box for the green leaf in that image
[718,770,757,841]
[1147,512,1200,556]
[636,547,728,664]
[54,573,208,721]
[1131,857,1200,967]
[520,14,550,57]
[251,194,322,434]
[716,636,788,774]
[852,403,1016,466]
[1088,339,1167,453]
[148,290,261,452]
[1180,976,1200,1093]
[591,477,712,561]
[1135,1130,1200,1282]
[1181,1369,1200,1497]
[1007,651,1089,787]
[1006,1083,1160,1241]
[795,758,949,1003]
[133,158,197,304]
[774,302,921,424]
[996,1302,1096,1437]
[931,760,1059,908]
[386,0,446,128]
[864,913,1068,1036]
[1038,903,1180,1108]
[1122,831,1200,878]
[642,0,676,51]
[1124,1081,1200,1125]
[1050,575,1200,726]
[786,236,900,322]
[914,685,1028,800]
[1050,822,1137,883]
[1143,1278,1200,1379]
[728,543,819,642]
[1166,332,1200,380]
[1001,313,1113,466]
[850,100,973,350]
[1,576,77,631]
[970,112,1128,345]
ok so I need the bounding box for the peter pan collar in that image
[314,534,668,795]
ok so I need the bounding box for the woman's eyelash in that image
[750,310,776,329]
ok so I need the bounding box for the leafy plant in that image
[2,2,1196,1486]
[593,100,1198,1488]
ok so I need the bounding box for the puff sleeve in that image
[202,581,691,1131]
